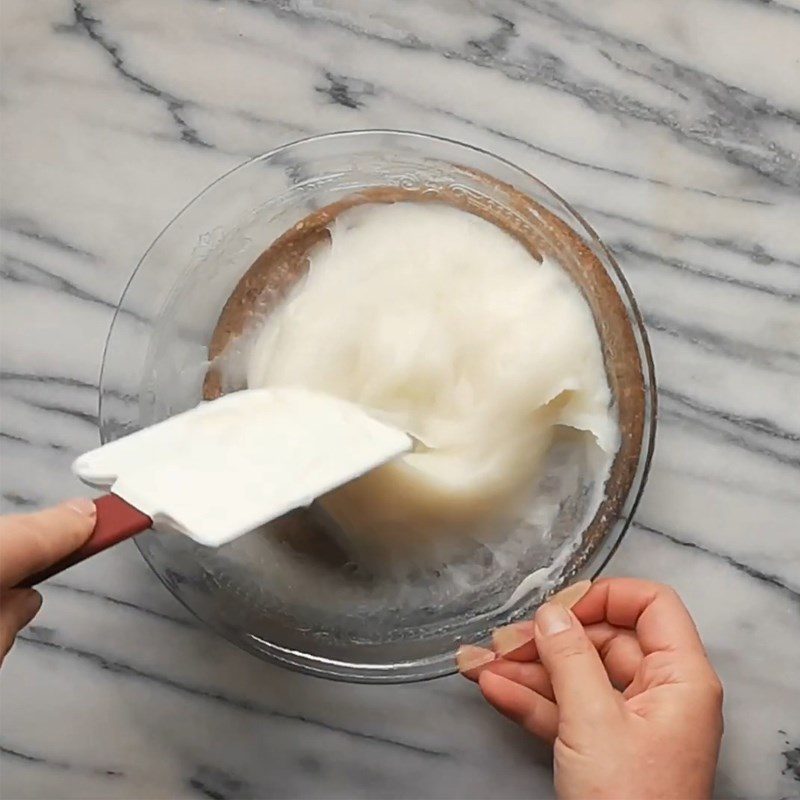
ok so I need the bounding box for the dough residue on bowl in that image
[228,202,618,559]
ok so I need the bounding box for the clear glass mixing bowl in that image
[99,130,656,683]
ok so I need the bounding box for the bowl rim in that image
[99,128,658,683]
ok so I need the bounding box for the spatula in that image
[21,388,412,586]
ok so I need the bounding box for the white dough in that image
[245,202,617,551]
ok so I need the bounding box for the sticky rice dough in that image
[244,202,618,550]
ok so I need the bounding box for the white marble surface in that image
[1,1,799,798]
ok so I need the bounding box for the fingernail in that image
[535,602,572,636]
[550,579,592,610]
[456,644,495,673]
[64,497,96,517]
[492,621,535,655]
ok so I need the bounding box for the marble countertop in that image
[1,1,799,798]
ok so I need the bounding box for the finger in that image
[492,620,537,661]
[492,619,643,693]
[478,670,559,743]
[583,622,644,690]
[491,581,591,661]
[0,589,42,664]
[456,644,496,680]
[572,578,708,660]
[533,601,620,725]
[482,658,555,700]
[0,499,96,588]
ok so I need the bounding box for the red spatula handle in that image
[19,494,152,587]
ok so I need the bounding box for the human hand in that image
[460,578,723,800]
[0,499,96,665]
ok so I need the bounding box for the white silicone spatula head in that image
[73,387,412,547]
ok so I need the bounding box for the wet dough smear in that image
[242,202,617,555]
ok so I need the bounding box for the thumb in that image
[0,499,96,588]
[534,600,620,726]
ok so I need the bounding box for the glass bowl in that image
[99,130,656,683]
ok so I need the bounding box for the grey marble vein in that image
[0,746,125,780]
[258,0,800,188]
[633,522,800,601]
[63,1,212,148]
[16,633,453,761]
